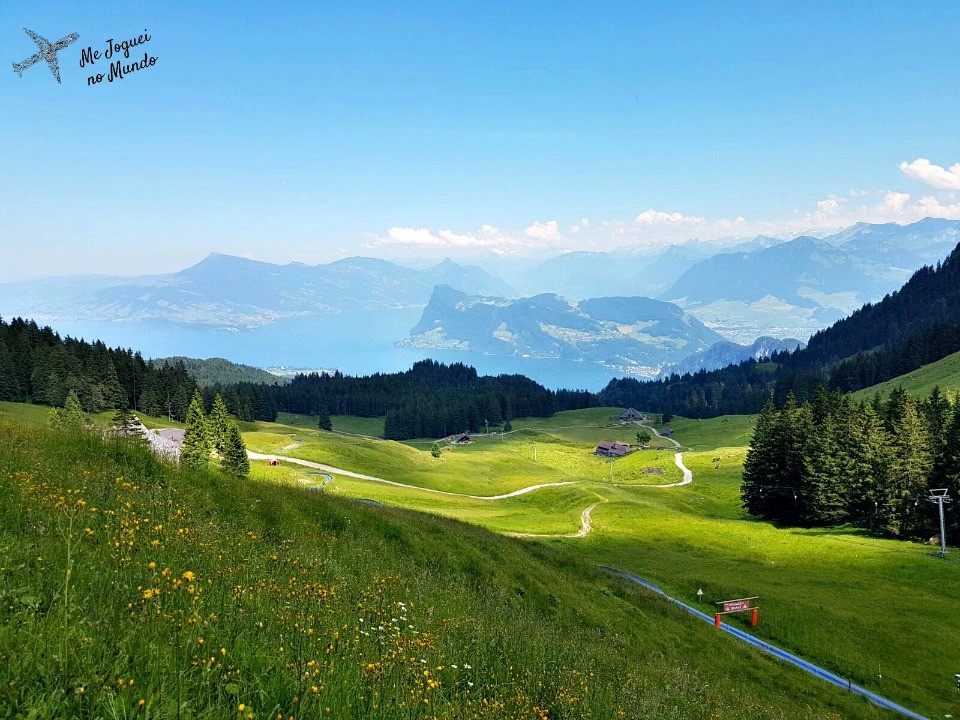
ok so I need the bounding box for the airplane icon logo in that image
[12,28,79,84]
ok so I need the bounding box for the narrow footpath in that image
[247,450,577,500]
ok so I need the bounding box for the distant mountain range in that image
[0,254,513,328]
[512,218,960,342]
[523,242,717,298]
[661,336,804,376]
[398,285,803,378]
[1,218,957,379]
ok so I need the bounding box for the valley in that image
[5,397,955,717]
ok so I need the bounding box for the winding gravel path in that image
[505,502,600,539]
[247,450,577,500]
[643,424,693,488]
[250,417,694,536]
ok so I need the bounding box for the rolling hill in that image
[0,413,895,719]
[854,349,960,399]
[150,356,289,386]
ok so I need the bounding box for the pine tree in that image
[0,340,19,401]
[882,399,932,537]
[109,401,143,441]
[924,386,951,486]
[50,389,87,430]
[431,441,443,458]
[741,400,780,518]
[221,422,250,477]
[317,406,332,431]
[181,390,211,469]
[802,413,849,526]
[775,394,813,524]
[938,398,960,540]
[208,394,231,453]
[846,404,891,533]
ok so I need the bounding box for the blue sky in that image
[1,0,959,280]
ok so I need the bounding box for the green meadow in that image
[1,399,958,717]
[855,349,960,400]
[0,412,890,719]
[239,407,960,718]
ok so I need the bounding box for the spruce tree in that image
[924,386,951,484]
[802,412,849,526]
[938,398,960,539]
[109,401,143,441]
[882,399,932,537]
[776,394,813,524]
[181,390,211,469]
[847,404,891,533]
[317,406,332,431]
[208,394,231,453]
[221,422,250,478]
[741,401,780,518]
[50,389,87,430]
[0,340,19,401]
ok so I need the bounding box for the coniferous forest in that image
[0,318,594,438]
[741,387,960,540]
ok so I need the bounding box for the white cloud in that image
[882,191,911,213]
[899,158,960,190]
[385,227,444,246]
[524,220,561,241]
[816,197,845,215]
[373,225,522,252]
[634,209,705,226]
[363,160,960,261]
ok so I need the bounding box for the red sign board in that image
[722,599,751,613]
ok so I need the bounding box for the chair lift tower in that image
[927,488,951,556]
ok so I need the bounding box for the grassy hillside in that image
[244,417,684,496]
[152,356,289,386]
[244,408,959,718]
[0,420,887,719]
[855,349,960,399]
[3,399,956,716]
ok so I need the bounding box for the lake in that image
[39,309,623,392]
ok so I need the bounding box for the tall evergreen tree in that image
[0,340,19,401]
[776,394,813,524]
[221,422,250,478]
[802,413,849,526]
[49,389,87,430]
[844,403,890,533]
[741,401,780,518]
[109,401,143,441]
[208,394,231,453]
[938,399,960,540]
[882,399,932,537]
[181,390,211,469]
[317,406,332,431]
